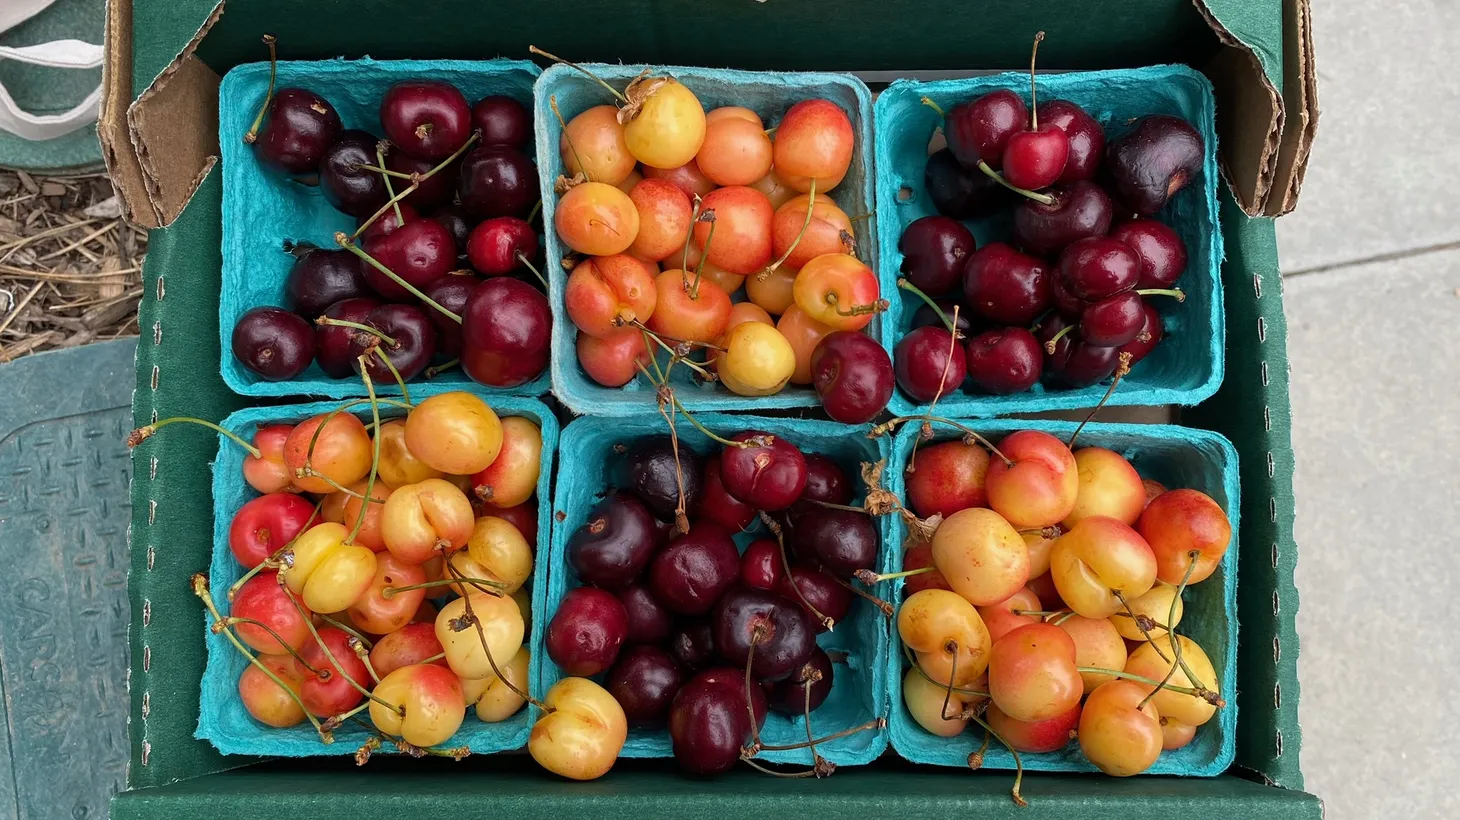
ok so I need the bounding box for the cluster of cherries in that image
[231,44,550,389]
[894,33,1202,401]
[876,426,1230,787]
[539,51,893,421]
[541,431,885,778]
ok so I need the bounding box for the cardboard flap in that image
[1265,0,1317,217]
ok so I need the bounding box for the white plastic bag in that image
[0,0,104,141]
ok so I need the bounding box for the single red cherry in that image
[253,88,342,176]
[695,456,757,533]
[1011,181,1114,256]
[1000,32,1068,190]
[894,325,966,403]
[466,217,538,277]
[319,130,389,218]
[228,492,316,567]
[1058,236,1140,301]
[740,539,783,590]
[720,431,809,512]
[1049,340,1122,388]
[567,492,657,589]
[649,522,740,616]
[232,307,314,380]
[899,216,975,297]
[314,297,382,378]
[361,218,456,300]
[1037,99,1105,184]
[458,145,536,218]
[471,95,531,147]
[712,588,816,681]
[945,89,1027,169]
[460,278,550,387]
[765,645,834,714]
[669,667,767,775]
[965,327,1043,395]
[285,248,367,320]
[962,242,1050,326]
[358,202,421,242]
[1110,219,1187,289]
[800,454,851,506]
[607,645,683,728]
[348,303,438,383]
[380,81,472,161]
[545,586,628,677]
[1118,300,1165,365]
[421,274,478,357]
[810,331,895,424]
[1079,291,1146,347]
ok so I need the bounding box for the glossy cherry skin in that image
[792,506,879,577]
[800,454,852,507]
[775,563,852,631]
[1049,268,1087,318]
[458,145,535,218]
[1058,236,1141,301]
[1037,100,1105,184]
[946,90,1027,168]
[466,216,538,277]
[358,202,421,242]
[618,584,673,646]
[765,644,834,714]
[713,588,816,681]
[229,492,316,567]
[668,620,716,672]
[254,88,342,176]
[608,645,683,728]
[361,218,455,300]
[740,539,782,590]
[380,81,472,160]
[286,248,368,319]
[669,667,767,775]
[720,432,808,512]
[1046,334,1122,389]
[696,456,756,533]
[232,307,315,380]
[314,297,382,378]
[1110,219,1187,289]
[963,242,1050,326]
[649,522,740,616]
[385,149,457,211]
[421,274,477,357]
[1080,291,1146,347]
[1012,181,1114,257]
[905,440,989,519]
[472,95,531,147]
[925,148,1011,219]
[900,216,975,297]
[460,277,551,387]
[567,492,657,589]
[965,327,1043,395]
[626,436,705,522]
[432,204,477,265]
[1105,115,1204,214]
[546,586,628,677]
[1119,300,1164,365]
[319,130,389,217]
[811,331,895,424]
[909,298,976,335]
[348,302,438,382]
[894,326,966,402]
[1002,125,1069,191]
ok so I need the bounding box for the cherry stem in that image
[1010,609,1061,617]
[630,318,726,353]
[337,234,463,323]
[1112,610,1171,632]
[1141,550,1205,711]
[801,670,833,776]
[353,132,479,239]
[658,377,692,534]
[425,359,459,379]
[761,177,815,278]
[316,613,373,649]
[826,293,889,318]
[316,316,398,347]
[919,96,946,118]
[376,144,405,227]
[527,198,543,224]
[939,640,961,722]
[243,35,278,144]
[383,576,506,598]
[742,626,768,752]
[967,709,1028,807]
[1067,351,1133,449]
[875,416,1013,467]
[975,160,1054,205]
[219,616,325,677]
[739,757,820,779]
[445,561,550,711]
[324,701,372,730]
[687,211,716,300]
[1049,610,1078,626]
[679,196,704,274]
[1077,665,1223,705]
[855,565,934,585]
[753,718,885,753]
[349,638,381,684]
[516,253,549,289]
[1136,288,1185,302]
[372,348,412,404]
[847,210,875,223]
[346,358,383,546]
[902,642,991,698]
[640,331,713,380]
[277,578,405,716]
[353,163,412,180]
[127,416,261,458]
[547,95,592,183]
[529,46,629,104]
[806,498,868,514]
[1028,31,1046,130]
[1115,587,1169,662]
[915,306,962,466]
[896,278,957,334]
[969,728,992,770]
[760,512,835,631]
[831,574,894,618]
[1042,323,1074,354]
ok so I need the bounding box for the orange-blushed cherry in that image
[375,419,444,488]
[931,507,1029,606]
[1161,716,1197,750]
[628,178,693,261]
[1112,582,1184,641]
[978,586,1043,643]
[905,439,990,520]
[475,646,531,722]
[370,663,466,747]
[1065,447,1146,527]
[232,570,312,654]
[296,626,370,717]
[987,622,1082,722]
[750,168,798,209]
[1078,679,1162,776]
[371,621,447,679]
[382,478,476,564]
[470,416,542,509]
[643,158,715,199]
[986,702,1081,753]
[1137,489,1232,586]
[771,193,855,271]
[897,588,992,687]
[1125,636,1220,727]
[1142,478,1168,507]
[348,553,427,635]
[746,265,797,315]
[985,430,1079,529]
[564,254,658,338]
[697,115,773,187]
[902,666,973,737]
[679,240,744,296]
[1049,515,1157,618]
[530,676,628,780]
[577,328,649,387]
[792,253,882,331]
[556,181,640,256]
[615,167,644,195]
[694,186,776,275]
[718,322,795,396]
[452,515,533,594]
[404,391,503,476]
[772,99,855,192]
[238,654,307,728]
[436,591,525,680]
[561,104,636,185]
[1051,613,1126,694]
[243,423,297,493]
[776,304,835,385]
[622,76,706,170]
[336,480,392,552]
[283,412,373,494]
[286,522,378,613]
[706,106,762,126]
[1023,529,1057,579]
[645,270,731,344]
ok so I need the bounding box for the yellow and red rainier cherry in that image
[529,677,628,781]
[564,254,658,338]
[560,104,636,185]
[622,77,707,170]
[1124,636,1220,727]
[776,305,835,386]
[1063,447,1145,527]
[792,253,881,331]
[348,552,426,635]
[375,419,443,488]
[987,623,1082,723]
[453,515,533,595]
[285,522,377,613]
[627,178,693,261]
[370,663,466,748]
[1049,515,1157,618]
[645,270,731,344]
[470,416,543,509]
[771,194,855,271]
[1050,613,1126,694]
[283,412,372,494]
[985,430,1079,529]
[693,186,776,275]
[772,99,855,192]
[902,666,974,737]
[977,586,1043,643]
[381,478,476,564]
[403,392,502,475]
[238,654,307,728]
[696,112,773,187]
[435,591,525,681]
[717,322,795,397]
[897,589,992,688]
[1137,488,1232,585]
[474,647,531,723]
[1112,582,1185,641]
[931,507,1030,607]
[1078,680,1163,776]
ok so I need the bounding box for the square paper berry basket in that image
[534,63,877,416]
[873,65,1224,418]
[544,413,891,766]
[197,389,558,756]
[217,57,548,399]
[881,418,1239,775]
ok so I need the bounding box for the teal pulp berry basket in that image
[545,413,890,766]
[217,57,548,399]
[534,63,877,416]
[198,389,558,756]
[881,418,1239,775]
[873,65,1224,418]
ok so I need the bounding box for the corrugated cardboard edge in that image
[99,0,157,227]
[1263,0,1317,217]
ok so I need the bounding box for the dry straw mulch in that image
[0,169,145,362]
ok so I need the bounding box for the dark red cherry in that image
[775,564,851,632]
[619,584,673,646]
[791,506,879,578]
[1037,100,1105,184]
[232,307,314,380]
[965,327,1043,395]
[924,148,1011,219]
[1119,299,1164,366]
[1079,291,1146,347]
[319,130,389,217]
[810,331,895,424]
[1049,269,1087,318]
[471,95,532,147]
[361,218,456,300]
[458,145,536,218]
[460,277,551,387]
[720,431,808,512]
[420,274,478,357]
[765,645,834,714]
[314,297,382,378]
[567,491,657,589]
[1012,180,1114,257]
[667,620,716,672]
[1002,125,1069,191]
[431,204,477,266]
[1105,115,1204,215]
[358,202,421,241]
[695,456,756,533]
[800,454,851,507]
[740,539,783,591]
[467,216,539,277]
[348,303,438,383]
[669,667,767,775]
[649,522,740,616]
[1058,236,1141,301]
[625,435,705,523]
[962,242,1050,326]
[385,149,457,210]
[909,298,976,335]
[712,588,816,681]
[945,90,1027,169]
[285,248,368,319]
[1051,341,1122,388]
[894,326,966,403]
[1110,219,1187,289]
[253,88,342,176]
[545,586,628,677]
[380,81,472,161]
[899,216,975,298]
[608,645,683,728]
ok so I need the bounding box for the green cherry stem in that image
[377,143,405,226]
[919,96,946,118]
[975,160,1054,206]
[372,349,412,404]
[276,576,405,715]
[529,46,629,104]
[316,317,399,347]
[243,35,278,144]
[337,234,463,323]
[761,177,815,279]
[346,357,383,546]
[382,576,507,598]
[896,278,957,334]
[967,710,1028,807]
[1136,288,1185,302]
[127,416,261,457]
[318,613,373,649]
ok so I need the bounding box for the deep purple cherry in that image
[899,216,975,298]
[1011,181,1113,256]
[232,307,314,380]
[253,88,342,176]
